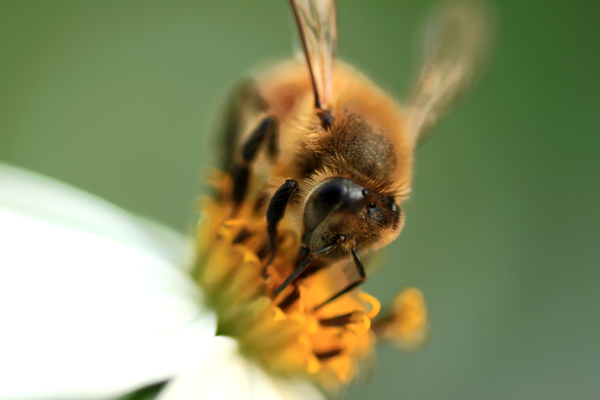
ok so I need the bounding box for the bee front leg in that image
[313,248,366,311]
[265,179,299,273]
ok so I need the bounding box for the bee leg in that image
[230,115,279,212]
[273,243,336,296]
[313,248,366,311]
[265,120,280,162]
[264,179,299,275]
[220,79,270,171]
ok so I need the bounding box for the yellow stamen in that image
[192,172,428,387]
[371,287,430,351]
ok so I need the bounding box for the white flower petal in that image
[0,163,186,266]
[0,164,216,399]
[247,362,326,400]
[225,355,324,400]
[157,337,246,400]
[0,164,324,400]
[158,338,325,400]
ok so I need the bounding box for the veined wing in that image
[289,0,337,113]
[406,1,494,147]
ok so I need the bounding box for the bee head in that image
[302,177,403,258]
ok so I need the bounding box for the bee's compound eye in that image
[318,183,347,206]
[304,178,351,232]
[391,202,397,213]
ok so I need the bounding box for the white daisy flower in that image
[0,163,325,400]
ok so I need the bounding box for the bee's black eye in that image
[318,183,346,206]
[304,177,354,232]
[362,189,369,196]
[368,202,377,209]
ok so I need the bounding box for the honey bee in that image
[218,0,490,309]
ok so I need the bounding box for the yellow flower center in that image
[192,171,428,388]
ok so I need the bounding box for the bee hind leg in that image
[220,79,270,171]
[217,79,280,212]
[230,115,279,213]
[313,248,366,311]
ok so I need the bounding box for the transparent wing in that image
[290,0,337,111]
[406,1,494,147]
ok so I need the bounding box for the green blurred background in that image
[1,1,598,399]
